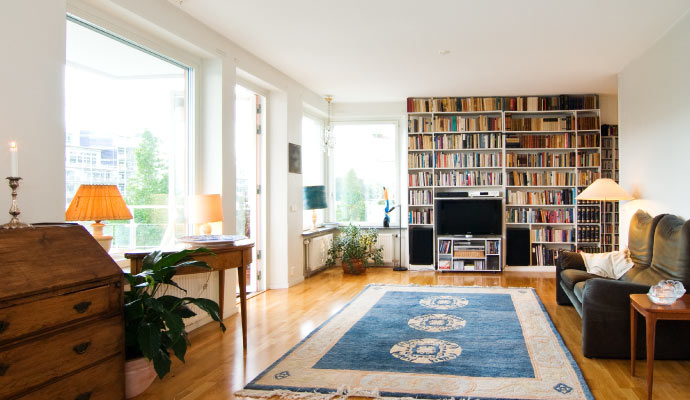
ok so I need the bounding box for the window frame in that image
[328,119,401,226]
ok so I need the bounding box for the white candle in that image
[9,142,18,177]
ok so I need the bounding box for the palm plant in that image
[124,248,226,379]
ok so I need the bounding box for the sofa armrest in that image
[555,251,586,305]
[580,278,650,358]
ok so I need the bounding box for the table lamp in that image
[303,185,327,231]
[192,194,223,235]
[577,178,633,250]
[65,184,133,251]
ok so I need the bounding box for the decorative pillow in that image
[581,249,634,279]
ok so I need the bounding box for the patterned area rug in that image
[236,284,592,400]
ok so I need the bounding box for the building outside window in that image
[65,17,192,250]
[332,122,398,226]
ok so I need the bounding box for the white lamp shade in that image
[576,178,633,201]
[192,194,223,224]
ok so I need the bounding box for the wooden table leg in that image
[238,264,248,350]
[631,304,637,376]
[218,270,225,319]
[646,315,657,400]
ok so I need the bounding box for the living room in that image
[2,1,690,399]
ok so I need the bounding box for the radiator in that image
[376,233,398,264]
[306,234,333,272]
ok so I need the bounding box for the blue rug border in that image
[244,284,594,400]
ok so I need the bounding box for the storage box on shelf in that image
[407,95,601,269]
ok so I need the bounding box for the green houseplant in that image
[124,247,226,394]
[325,224,383,274]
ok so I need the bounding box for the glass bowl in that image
[647,280,686,305]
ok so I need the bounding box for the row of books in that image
[578,226,600,243]
[603,214,620,224]
[506,208,573,224]
[434,152,502,168]
[531,227,575,243]
[505,115,575,132]
[408,116,433,133]
[531,245,565,266]
[436,171,503,187]
[577,116,600,130]
[409,171,433,187]
[602,124,618,137]
[408,135,434,150]
[407,95,598,113]
[577,152,600,167]
[602,149,618,160]
[408,153,432,169]
[506,152,575,168]
[506,188,577,205]
[506,133,574,148]
[487,240,500,255]
[409,209,433,225]
[433,115,502,132]
[602,170,620,181]
[438,259,488,271]
[435,133,502,149]
[602,224,619,234]
[578,206,600,223]
[408,189,432,205]
[578,170,600,187]
[508,171,577,186]
[577,133,600,147]
[438,240,452,254]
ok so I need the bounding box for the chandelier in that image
[322,96,335,155]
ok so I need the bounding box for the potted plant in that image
[123,248,226,398]
[325,224,383,274]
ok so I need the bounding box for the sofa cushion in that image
[560,269,602,291]
[628,210,664,267]
[574,281,586,303]
[649,215,690,287]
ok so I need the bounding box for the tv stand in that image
[437,235,502,272]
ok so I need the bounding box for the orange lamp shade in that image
[65,184,133,222]
[192,194,223,224]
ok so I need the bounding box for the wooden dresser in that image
[0,224,124,400]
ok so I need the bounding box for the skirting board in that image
[505,265,556,272]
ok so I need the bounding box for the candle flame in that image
[9,141,16,149]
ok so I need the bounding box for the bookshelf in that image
[601,124,620,251]
[407,95,601,269]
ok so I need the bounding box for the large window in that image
[332,122,398,225]
[65,18,192,250]
[302,115,325,229]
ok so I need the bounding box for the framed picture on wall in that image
[289,143,302,174]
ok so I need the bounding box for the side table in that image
[630,294,690,399]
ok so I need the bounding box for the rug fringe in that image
[367,283,535,290]
[236,388,473,400]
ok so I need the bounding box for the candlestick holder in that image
[2,177,31,229]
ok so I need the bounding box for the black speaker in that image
[506,227,531,266]
[409,226,434,265]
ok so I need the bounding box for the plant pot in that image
[125,357,157,399]
[342,259,366,275]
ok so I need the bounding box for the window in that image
[332,122,398,225]
[65,17,192,250]
[302,115,325,229]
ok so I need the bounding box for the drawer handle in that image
[73,341,91,355]
[75,391,92,400]
[0,321,8,334]
[0,363,8,376]
[73,301,92,314]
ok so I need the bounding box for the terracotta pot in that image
[125,357,157,399]
[342,259,366,275]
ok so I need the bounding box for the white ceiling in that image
[174,0,690,102]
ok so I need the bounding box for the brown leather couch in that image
[556,209,690,358]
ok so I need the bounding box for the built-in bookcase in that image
[407,95,602,268]
[600,124,620,252]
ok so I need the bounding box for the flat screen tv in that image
[435,198,502,236]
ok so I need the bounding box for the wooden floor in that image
[134,267,690,400]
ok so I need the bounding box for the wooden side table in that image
[630,294,690,399]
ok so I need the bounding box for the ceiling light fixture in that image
[322,96,335,155]
[439,50,451,56]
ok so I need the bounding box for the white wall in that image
[0,2,66,223]
[618,10,690,246]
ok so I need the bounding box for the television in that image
[435,198,503,236]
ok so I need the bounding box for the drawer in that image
[0,316,123,398]
[17,354,124,400]
[0,284,120,344]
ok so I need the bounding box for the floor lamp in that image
[576,178,633,251]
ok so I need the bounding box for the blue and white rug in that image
[237,284,592,400]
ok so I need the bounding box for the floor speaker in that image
[409,226,434,265]
[507,227,531,266]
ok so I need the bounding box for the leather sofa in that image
[556,209,690,358]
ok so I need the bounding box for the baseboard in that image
[504,265,556,272]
